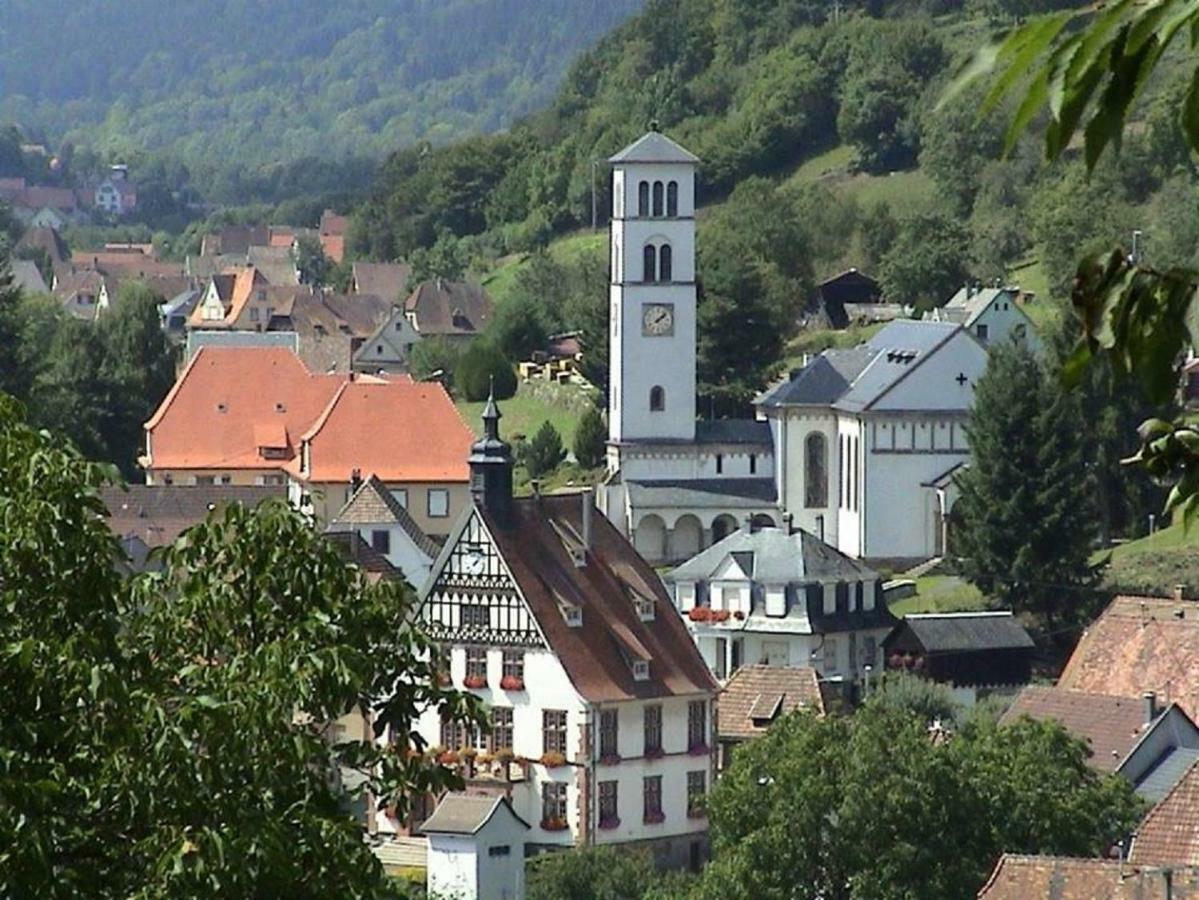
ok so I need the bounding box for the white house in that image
[411,395,718,870]
[928,285,1042,352]
[326,473,438,586]
[599,129,777,564]
[424,794,529,900]
[665,521,895,683]
[757,320,989,566]
[352,305,422,374]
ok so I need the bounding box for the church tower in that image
[607,129,699,450]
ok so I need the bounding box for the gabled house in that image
[666,522,894,681]
[410,395,718,868]
[813,268,891,329]
[352,305,422,373]
[326,474,440,586]
[927,285,1041,351]
[10,259,48,296]
[405,279,493,343]
[716,665,824,769]
[423,795,529,900]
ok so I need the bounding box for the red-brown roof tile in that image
[978,854,1199,898]
[1131,760,1199,866]
[718,665,824,741]
[1000,685,1151,772]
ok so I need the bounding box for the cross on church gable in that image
[955,373,969,386]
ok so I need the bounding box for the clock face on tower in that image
[642,303,674,336]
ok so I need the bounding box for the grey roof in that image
[626,478,776,510]
[328,474,439,558]
[758,320,964,412]
[669,526,875,584]
[10,259,48,295]
[1136,748,1199,802]
[943,286,1016,323]
[421,794,529,836]
[695,419,772,445]
[897,612,1034,653]
[608,131,699,164]
[185,329,298,361]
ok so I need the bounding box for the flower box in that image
[463,674,487,689]
[435,672,452,687]
[733,610,745,620]
[500,674,525,691]
[687,743,710,756]
[598,816,621,830]
[437,750,460,766]
[643,747,665,760]
[540,751,568,768]
[688,607,712,623]
[494,748,515,764]
[712,609,731,623]
[643,810,666,825]
[540,816,569,832]
[599,753,622,765]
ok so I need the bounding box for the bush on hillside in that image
[454,341,516,402]
[408,336,462,387]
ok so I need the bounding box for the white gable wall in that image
[971,299,1043,353]
[772,410,839,546]
[427,835,478,899]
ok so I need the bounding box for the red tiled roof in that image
[473,493,718,703]
[718,665,824,741]
[320,233,346,263]
[1131,760,1199,866]
[1059,596,1199,720]
[1000,685,1151,772]
[287,377,471,484]
[320,210,349,236]
[977,854,1199,899]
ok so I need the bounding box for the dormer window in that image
[632,660,650,681]
[636,596,655,622]
[765,586,786,618]
[562,606,583,627]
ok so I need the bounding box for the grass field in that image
[457,378,596,448]
[1096,521,1199,597]
[889,575,989,617]
[478,229,606,306]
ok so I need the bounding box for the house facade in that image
[325,474,439,587]
[410,397,718,868]
[353,306,422,373]
[927,285,1042,351]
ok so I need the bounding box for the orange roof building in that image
[142,347,472,535]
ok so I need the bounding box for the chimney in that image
[581,490,593,553]
[1143,690,1158,725]
[350,468,362,493]
[1174,584,1186,602]
[743,514,755,535]
[782,512,794,534]
[815,514,825,542]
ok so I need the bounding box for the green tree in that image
[527,845,658,900]
[876,207,971,308]
[953,340,1102,634]
[0,242,27,400]
[408,336,462,385]
[522,420,566,479]
[573,404,607,469]
[408,235,467,284]
[488,291,551,363]
[292,234,332,287]
[867,671,959,726]
[454,341,517,402]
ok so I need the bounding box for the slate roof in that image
[757,320,965,411]
[670,525,875,584]
[625,478,777,509]
[329,474,440,558]
[1058,595,1199,720]
[694,419,773,445]
[718,665,824,740]
[421,794,528,835]
[458,492,719,703]
[608,131,699,164]
[1138,747,1199,804]
[10,259,48,295]
[100,484,285,548]
[895,612,1034,653]
[353,262,412,303]
[405,279,493,337]
[1000,686,1151,773]
[1132,760,1199,866]
[978,855,1199,899]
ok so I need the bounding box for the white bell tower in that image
[606,129,699,452]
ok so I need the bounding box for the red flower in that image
[733,610,745,620]
[500,674,525,691]
[712,609,731,623]
[644,747,665,760]
[540,816,569,831]
[540,751,568,768]
[688,607,712,622]
[463,674,487,689]
[688,743,710,756]
[600,753,622,765]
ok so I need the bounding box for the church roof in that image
[668,525,875,585]
[625,478,776,510]
[608,131,699,164]
[694,419,772,445]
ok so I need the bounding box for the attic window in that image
[636,596,655,622]
[632,660,650,681]
[562,606,583,627]
[216,402,228,413]
[748,693,784,727]
[275,402,286,413]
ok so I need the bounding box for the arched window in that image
[667,181,678,216]
[649,386,665,411]
[642,244,657,283]
[652,181,664,217]
[658,244,672,282]
[638,181,650,216]
[805,433,828,508]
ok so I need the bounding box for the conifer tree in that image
[953,340,1102,635]
[523,421,566,479]
[573,404,607,470]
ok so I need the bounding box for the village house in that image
[352,305,423,374]
[352,261,412,304]
[319,209,348,263]
[92,165,137,216]
[404,278,494,344]
[715,665,825,769]
[811,268,893,329]
[325,474,439,586]
[926,284,1041,351]
[1131,760,1199,867]
[422,795,529,900]
[665,521,894,683]
[407,395,718,870]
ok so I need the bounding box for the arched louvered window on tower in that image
[667,181,678,216]
[642,244,657,283]
[650,385,665,411]
[652,181,664,217]
[658,244,672,282]
[638,181,650,217]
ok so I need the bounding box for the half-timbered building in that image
[412,393,719,869]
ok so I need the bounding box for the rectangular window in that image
[390,488,408,508]
[715,637,727,680]
[490,707,513,752]
[488,845,510,857]
[439,716,461,749]
[370,529,390,555]
[461,603,488,630]
[976,323,989,341]
[864,635,878,669]
[542,782,567,823]
[427,488,449,518]
[687,770,707,816]
[465,646,487,680]
[749,453,757,474]
[502,649,524,681]
[599,780,618,824]
[765,586,786,617]
[731,638,743,674]
[715,454,723,475]
[688,700,707,751]
[543,709,567,755]
[249,306,259,321]
[720,585,739,610]
[644,775,663,820]
[600,709,619,759]
[644,704,662,756]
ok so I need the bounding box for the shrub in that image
[455,341,517,401]
[573,404,607,469]
[523,421,565,478]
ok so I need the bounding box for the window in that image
[731,638,743,674]
[854,581,864,612]
[835,582,849,615]
[652,180,664,216]
[805,433,828,508]
[687,770,707,816]
[490,707,513,751]
[249,306,259,321]
[976,323,989,341]
[638,180,650,216]
[650,385,665,412]
[440,716,462,749]
[390,488,408,508]
[765,586,786,617]
[720,585,740,609]
[502,650,524,682]
[853,436,860,511]
[715,637,727,679]
[462,604,489,629]
[688,700,708,750]
[427,488,449,518]
[543,709,568,755]
[642,244,656,282]
[749,453,757,475]
[600,709,619,759]
[488,845,511,857]
[599,780,618,824]
[370,529,391,555]
[542,782,567,823]
[715,454,723,475]
[666,180,678,217]
[644,704,662,755]
[644,775,663,820]
[1014,323,1027,340]
[465,645,487,678]
[658,244,672,281]
[838,436,845,507]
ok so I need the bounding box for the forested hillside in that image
[0,0,642,200]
